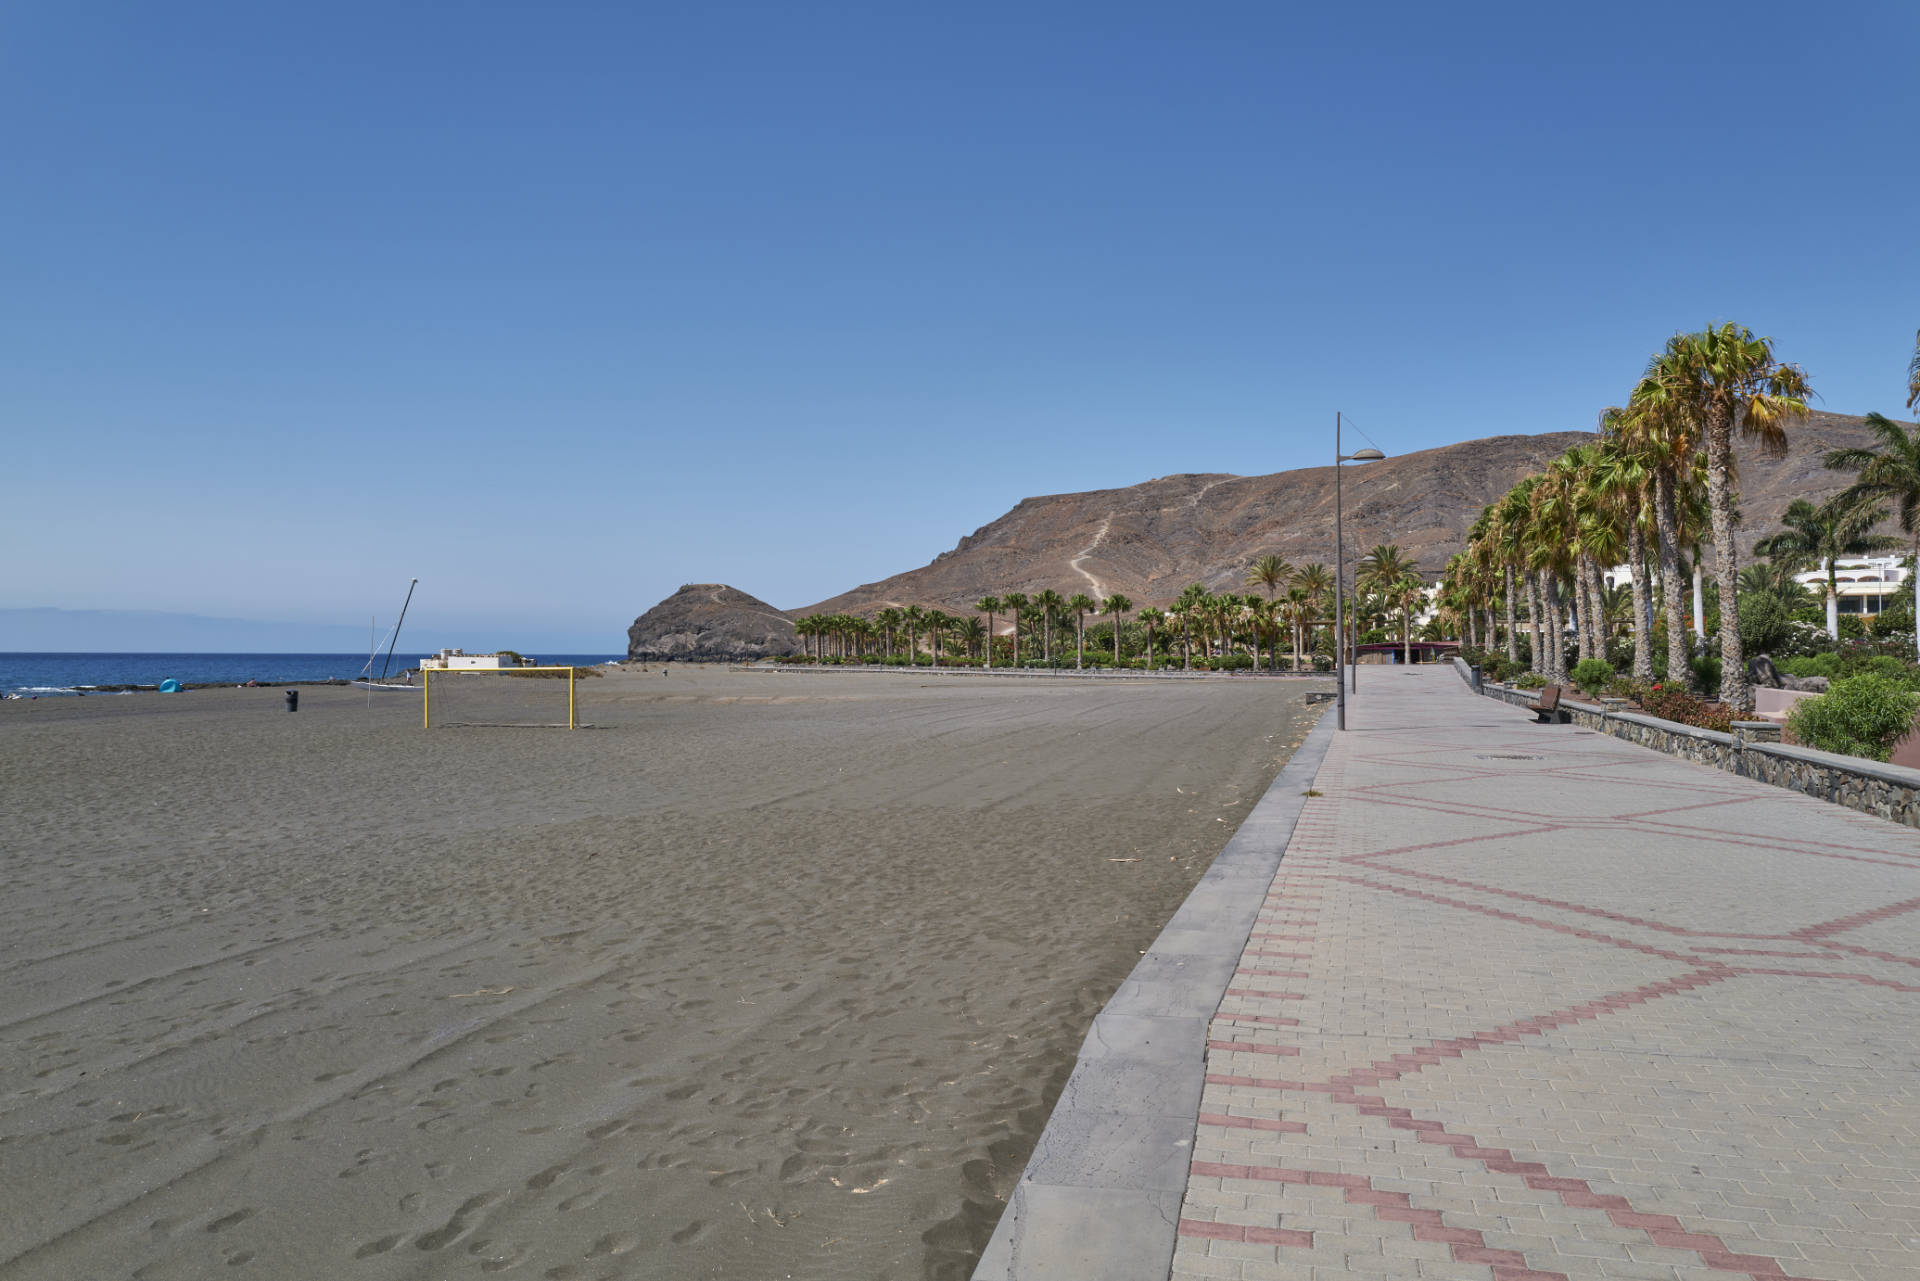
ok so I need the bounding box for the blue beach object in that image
[158,679,182,693]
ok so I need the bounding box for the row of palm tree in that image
[790,541,1441,673]
[1446,324,1813,710]
[1444,325,1920,713]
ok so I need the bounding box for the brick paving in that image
[1169,667,1920,1281]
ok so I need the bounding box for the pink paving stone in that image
[1206,1040,1301,1057]
[1453,1245,1533,1267]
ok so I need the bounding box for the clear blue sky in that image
[5,2,1916,650]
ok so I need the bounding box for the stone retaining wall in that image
[1449,658,1920,828]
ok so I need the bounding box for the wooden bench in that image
[1528,684,1569,723]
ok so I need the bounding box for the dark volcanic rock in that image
[627,584,800,662]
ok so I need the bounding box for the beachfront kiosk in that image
[419,648,524,671]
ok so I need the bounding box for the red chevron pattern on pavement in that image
[1170,667,1920,1281]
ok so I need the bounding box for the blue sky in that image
[4,2,1916,650]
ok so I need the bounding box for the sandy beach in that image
[0,666,1323,1280]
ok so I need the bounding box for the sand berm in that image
[0,665,1323,1280]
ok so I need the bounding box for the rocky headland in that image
[626,584,800,661]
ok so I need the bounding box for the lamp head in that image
[1347,448,1386,462]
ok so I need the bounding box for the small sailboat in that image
[351,579,421,691]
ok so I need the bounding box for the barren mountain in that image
[627,584,800,661]
[795,412,1901,617]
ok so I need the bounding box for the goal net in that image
[423,666,584,729]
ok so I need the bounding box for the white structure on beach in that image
[418,648,523,671]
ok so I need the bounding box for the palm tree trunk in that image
[1542,572,1566,684]
[1652,468,1690,686]
[1572,562,1592,665]
[1627,514,1655,683]
[1526,573,1544,674]
[1586,557,1606,663]
[1702,410,1750,712]
[1503,567,1519,663]
[1075,614,1084,669]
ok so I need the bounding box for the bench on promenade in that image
[1528,684,1570,724]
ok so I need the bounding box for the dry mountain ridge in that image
[794,412,1899,618]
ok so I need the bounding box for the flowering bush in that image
[1640,683,1734,733]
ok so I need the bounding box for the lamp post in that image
[1333,412,1385,732]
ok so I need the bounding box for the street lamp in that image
[1333,411,1385,732]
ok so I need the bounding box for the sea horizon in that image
[2,651,625,697]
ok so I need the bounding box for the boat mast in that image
[379,579,418,681]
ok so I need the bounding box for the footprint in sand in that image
[353,1234,405,1258]
[205,1208,254,1233]
[586,1232,637,1258]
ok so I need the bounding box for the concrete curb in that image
[970,704,1339,1280]
[741,664,1330,682]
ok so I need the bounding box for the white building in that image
[418,648,523,671]
[1801,555,1912,616]
[1599,557,1911,614]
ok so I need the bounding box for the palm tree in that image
[1630,325,1812,712]
[1755,495,1898,639]
[1001,592,1028,667]
[1591,421,1657,682]
[1173,584,1205,669]
[1292,563,1332,656]
[1033,589,1064,665]
[902,604,925,665]
[974,597,1001,669]
[1066,592,1096,669]
[1827,412,1920,660]
[1101,593,1132,665]
[1280,586,1312,671]
[1138,606,1164,665]
[1358,545,1416,664]
[1246,554,1294,604]
[873,607,902,658]
[1910,328,1920,413]
[925,609,951,666]
[956,615,987,660]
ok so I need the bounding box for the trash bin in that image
[285,689,299,713]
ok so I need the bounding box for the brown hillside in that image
[796,412,1903,617]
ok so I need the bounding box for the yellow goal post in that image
[422,665,580,729]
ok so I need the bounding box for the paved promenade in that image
[1172,665,1920,1281]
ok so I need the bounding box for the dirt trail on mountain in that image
[1068,513,1114,599]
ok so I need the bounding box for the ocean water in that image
[1,653,623,697]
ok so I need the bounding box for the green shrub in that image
[1781,654,1840,680]
[1786,674,1920,761]
[1689,653,1721,696]
[1861,655,1915,686]
[1514,672,1547,689]
[1571,659,1614,697]
[1736,592,1796,657]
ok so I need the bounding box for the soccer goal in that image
[422,666,583,729]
